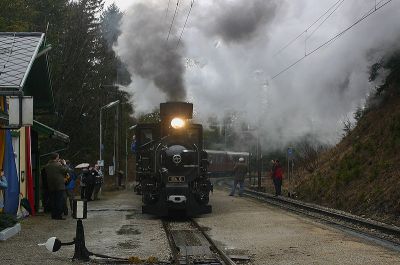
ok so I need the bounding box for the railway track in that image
[218,179,400,250]
[162,218,236,265]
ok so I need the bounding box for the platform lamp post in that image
[99,100,120,181]
[38,199,90,261]
[256,130,262,190]
[125,125,136,190]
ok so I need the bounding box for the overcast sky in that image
[104,0,132,11]
[110,0,400,149]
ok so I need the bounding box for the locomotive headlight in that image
[171,117,185,129]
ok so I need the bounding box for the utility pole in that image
[99,110,102,168]
[257,132,261,191]
[99,100,119,180]
[115,102,119,186]
[126,125,136,190]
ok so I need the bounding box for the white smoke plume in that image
[115,0,400,150]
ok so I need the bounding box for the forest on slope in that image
[294,51,400,225]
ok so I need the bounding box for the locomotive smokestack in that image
[160,102,193,120]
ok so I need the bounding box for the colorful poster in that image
[25,127,35,215]
[3,130,19,215]
[0,97,5,168]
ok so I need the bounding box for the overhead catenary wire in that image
[176,0,195,48]
[165,0,172,20]
[305,0,346,42]
[271,0,394,80]
[166,0,180,43]
[274,0,344,56]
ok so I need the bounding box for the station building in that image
[0,32,69,216]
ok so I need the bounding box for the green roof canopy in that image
[32,120,70,143]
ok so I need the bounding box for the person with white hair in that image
[229,157,248,196]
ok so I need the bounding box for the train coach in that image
[134,102,212,216]
[205,150,250,178]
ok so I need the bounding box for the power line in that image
[177,0,195,48]
[273,0,344,56]
[165,0,172,20]
[304,0,346,55]
[166,0,180,43]
[271,0,393,80]
[306,0,346,42]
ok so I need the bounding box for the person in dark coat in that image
[229,157,248,196]
[45,153,68,220]
[40,167,50,213]
[117,170,124,187]
[80,167,89,200]
[93,164,103,200]
[271,159,283,196]
[84,166,98,201]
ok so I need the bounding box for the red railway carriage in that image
[205,150,250,178]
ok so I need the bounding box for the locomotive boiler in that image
[135,102,212,216]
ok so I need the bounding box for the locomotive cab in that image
[135,102,212,216]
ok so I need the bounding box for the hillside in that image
[294,53,400,226]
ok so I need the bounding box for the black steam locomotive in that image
[134,102,212,216]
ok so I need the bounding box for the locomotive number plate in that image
[168,176,185,183]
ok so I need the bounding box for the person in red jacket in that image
[271,159,283,196]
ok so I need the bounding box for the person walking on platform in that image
[229,157,248,196]
[45,153,68,220]
[271,159,283,196]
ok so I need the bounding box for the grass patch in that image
[336,154,361,184]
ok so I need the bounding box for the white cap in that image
[239,157,244,162]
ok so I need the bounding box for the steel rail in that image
[162,220,181,265]
[243,188,400,239]
[162,218,236,265]
[216,178,400,248]
[190,218,236,265]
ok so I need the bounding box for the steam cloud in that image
[115,0,400,150]
[115,0,186,102]
[201,0,278,43]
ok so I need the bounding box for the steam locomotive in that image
[134,102,212,216]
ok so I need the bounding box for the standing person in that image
[40,167,50,213]
[270,160,275,174]
[117,170,124,187]
[64,160,76,215]
[0,169,8,213]
[272,159,283,196]
[229,157,248,196]
[80,166,90,200]
[93,164,103,200]
[85,166,97,201]
[45,153,68,220]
